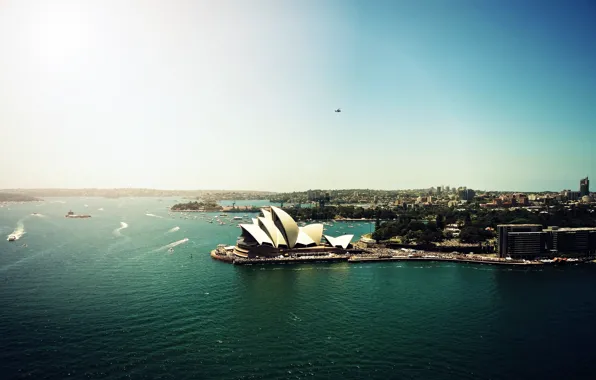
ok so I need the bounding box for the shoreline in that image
[170,209,222,212]
[209,248,577,267]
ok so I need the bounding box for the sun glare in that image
[31,5,90,65]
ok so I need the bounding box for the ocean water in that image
[1,198,595,380]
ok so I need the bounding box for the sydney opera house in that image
[233,206,354,258]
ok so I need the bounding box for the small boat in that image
[7,235,16,242]
[168,247,174,253]
[233,216,242,220]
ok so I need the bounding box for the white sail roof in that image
[258,216,287,247]
[270,206,299,248]
[240,223,274,246]
[324,234,354,249]
[261,209,272,220]
[301,224,324,245]
[236,207,327,249]
[296,228,316,246]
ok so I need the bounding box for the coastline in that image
[170,209,221,212]
[209,247,571,267]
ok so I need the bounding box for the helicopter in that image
[334,108,341,113]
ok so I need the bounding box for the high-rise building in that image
[497,224,543,258]
[580,177,590,197]
[498,224,596,258]
[545,227,596,256]
[458,189,476,201]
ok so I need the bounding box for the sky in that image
[0,0,594,192]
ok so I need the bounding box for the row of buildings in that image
[497,224,596,259]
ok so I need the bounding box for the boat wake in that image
[113,222,129,236]
[146,213,164,219]
[152,238,189,253]
[166,226,180,233]
[7,219,26,241]
[98,208,104,211]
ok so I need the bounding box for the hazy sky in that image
[1,0,594,192]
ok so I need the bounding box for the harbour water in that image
[1,198,595,379]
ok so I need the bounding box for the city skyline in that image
[1,1,595,191]
[0,175,592,195]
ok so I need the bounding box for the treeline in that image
[170,201,222,211]
[0,192,42,202]
[373,218,443,244]
[372,205,596,245]
[283,206,398,221]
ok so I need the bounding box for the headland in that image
[211,245,564,266]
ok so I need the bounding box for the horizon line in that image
[0,187,586,194]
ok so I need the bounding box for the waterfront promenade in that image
[211,247,551,266]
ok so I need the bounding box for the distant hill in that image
[0,192,42,202]
[0,188,276,200]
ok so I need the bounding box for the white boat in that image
[233,216,242,220]
[168,247,174,253]
[7,235,16,241]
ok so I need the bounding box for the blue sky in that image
[0,0,594,192]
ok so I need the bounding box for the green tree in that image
[435,214,444,230]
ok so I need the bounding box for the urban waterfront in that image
[1,198,596,379]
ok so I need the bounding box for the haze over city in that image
[1,0,594,192]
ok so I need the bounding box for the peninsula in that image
[212,178,596,267]
[0,192,42,202]
[170,201,222,212]
[0,188,276,200]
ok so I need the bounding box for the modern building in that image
[497,224,543,259]
[580,177,590,197]
[564,190,581,201]
[458,189,476,202]
[545,227,596,257]
[234,206,353,258]
[506,232,547,259]
[498,224,596,259]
